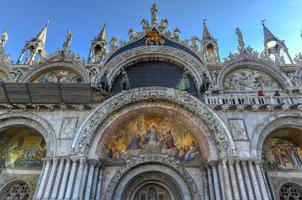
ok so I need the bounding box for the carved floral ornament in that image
[102,45,211,89]
[72,87,236,158]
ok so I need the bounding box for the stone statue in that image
[151,3,158,25]
[0,29,8,48]
[120,70,130,90]
[141,19,150,33]
[63,30,72,51]
[159,19,169,33]
[190,36,201,51]
[235,27,245,51]
[200,72,211,95]
[128,28,138,40]
[172,28,181,41]
[109,37,118,51]
[92,70,109,91]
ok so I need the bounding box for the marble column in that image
[202,167,210,200]
[207,165,215,200]
[222,160,233,200]
[211,163,222,200]
[79,161,89,199]
[51,158,65,199]
[248,160,262,200]
[35,158,51,199]
[43,158,58,198]
[228,160,240,200]
[58,158,71,199]
[91,163,100,199]
[84,160,96,200]
[95,163,103,200]
[242,160,255,200]
[255,161,270,200]
[65,157,78,199]
[72,158,86,199]
[218,162,226,200]
[235,160,247,200]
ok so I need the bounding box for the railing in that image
[204,95,302,108]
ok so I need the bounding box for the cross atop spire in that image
[97,24,106,41]
[202,19,213,41]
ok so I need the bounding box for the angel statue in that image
[172,28,181,41]
[109,37,118,51]
[141,19,150,33]
[0,29,8,48]
[235,27,245,51]
[159,19,169,33]
[128,28,138,41]
[151,3,158,25]
[190,36,201,51]
[63,30,72,51]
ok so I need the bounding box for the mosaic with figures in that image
[0,127,46,169]
[32,69,83,83]
[224,69,280,90]
[262,129,302,170]
[100,114,201,163]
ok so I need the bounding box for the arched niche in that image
[262,127,302,170]
[0,126,46,170]
[95,106,212,164]
[30,67,83,83]
[223,68,281,91]
[110,60,199,97]
[217,60,292,90]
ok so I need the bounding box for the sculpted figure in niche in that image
[92,70,109,91]
[120,70,130,91]
[100,114,201,163]
[200,72,211,95]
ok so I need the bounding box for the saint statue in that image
[151,4,158,25]
[235,27,245,51]
[63,30,72,51]
[0,29,8,48]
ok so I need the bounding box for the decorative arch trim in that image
[217,59,293,89]
[250,113,302,159]
[0,112,57,156]
[72,87,236,158]
[18,61,90,83]
[106,154,200,200]
[103,46,211,89]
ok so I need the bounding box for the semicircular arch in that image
[72,87,235,158]
[0,112,57,156]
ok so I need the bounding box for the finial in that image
[235,27,245,50]
[0,29,8,48]
[203,18,207,25]
[63,30,72,51]
[261,19,266,26]
[151,3,158,25]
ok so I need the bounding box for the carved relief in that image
[228,119,248,141]
[59,117,78,139]
[224,68,280,90]
[31,68,83,83]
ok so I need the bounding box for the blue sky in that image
[0,0,301,62]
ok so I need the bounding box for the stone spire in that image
[261,20,293,64]
[201,19,220,64]
[17,23,48,64]
[88,24,108,64]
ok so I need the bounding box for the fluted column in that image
[255,161,270,200]
[51,158,65,199]
[222,160,233,200]
[235,160,247,200]
[242,160,255,200]
[79,161,89,199]
[72,158,86,199]
[248,160,262,200]
[43,158,58,198]
[228,160,240,200]
[58,158,71,199]
[202,167,210,200]
[84,160,97,200]
[211,163,222,200]
[207,165,215,200]
[35,158,51,199]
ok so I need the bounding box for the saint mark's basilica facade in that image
[1,4,302,200]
